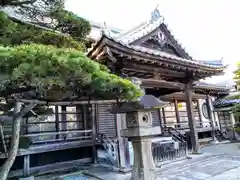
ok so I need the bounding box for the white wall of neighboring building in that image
[198,98,220,129]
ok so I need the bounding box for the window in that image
[25,105,91,144]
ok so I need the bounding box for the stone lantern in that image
[110,95,167,180]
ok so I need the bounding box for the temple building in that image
[0,8,231,178]
[87,8,230,168]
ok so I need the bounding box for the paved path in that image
[84,143,240,180]
[157,154,240,180]
[80,153,240,180]
[37,143,240,180]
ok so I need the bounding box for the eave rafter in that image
[106,44,222,76]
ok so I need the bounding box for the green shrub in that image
[0,44,142,101]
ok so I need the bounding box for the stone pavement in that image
[80,153,240,180]
[36,143,240,180]
[157,154,240,180]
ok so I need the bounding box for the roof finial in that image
[151,5,164,22]
[100,21,111,36]
[100,21,107,31]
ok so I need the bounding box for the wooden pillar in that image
[61,106,67,130]
[23,155,30,177]
[25,117,29,134]
[196,100,203,127]
[116,114,130,169]
[185,81,200,153]
[162,108,166,127]
[76,105,83,130]
[55,106,60,139]
[230,111,236,140]
[174,99,180,127]
[157,108,163,131]
[91,104,97,163]
[206,95,216,141]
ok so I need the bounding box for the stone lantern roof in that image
[110,95,167,114]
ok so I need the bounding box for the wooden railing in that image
[97,133,119,166]
[162,121,219,131]
[0,129,93,154]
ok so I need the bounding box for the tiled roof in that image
[213,98,240,108]
[213,92,240,108]
[198,60,224,66]
[115,19,163,44]
[114,18,192,59]
[195,82,230,91]
[91,32,226,70]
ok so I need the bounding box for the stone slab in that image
[83,167,130,180]
[208,167,240,180]
[19,177,34,180]
[62,175,92,180]
[177,170,211,179]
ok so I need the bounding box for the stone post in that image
[230,112,236,140]
[206,95,217,142]
[110,95,167,180]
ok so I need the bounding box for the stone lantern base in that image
[130,137,157,180]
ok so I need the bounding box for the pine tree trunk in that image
[0,102,22,180]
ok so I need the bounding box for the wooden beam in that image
[55,106,60,139]
[196,100,203,127]
[8,158,92,179]
[123,69,152,78]
[162,108,166,126]
[22,130,92,137]
[153,73,161,80]
[185,81,200,153]
[0,140,94,159]
[18,99,119,105]
[123,63,186,78]
[140,78,184,90]
[61,106,67,132]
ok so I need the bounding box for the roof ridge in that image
[160,23,192,59]
[116,18,163,40]
[116,21,149,38]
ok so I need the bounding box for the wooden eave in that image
[194,84,230,96]
[140,78,183,90]
[87,35,226,81]
[160,92,206,101]
[141,78,183,96]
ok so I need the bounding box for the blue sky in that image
[65,0,240,85]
